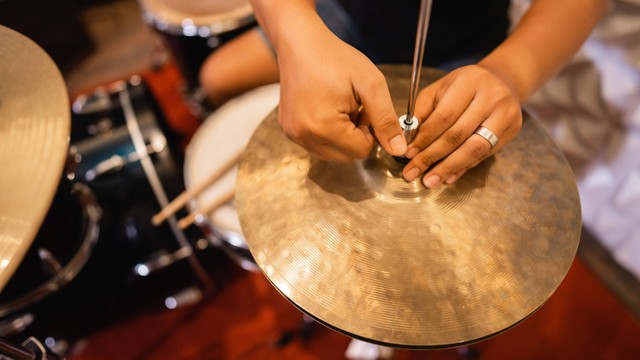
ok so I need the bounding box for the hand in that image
[401,64,523,188]
[276,26,407,162]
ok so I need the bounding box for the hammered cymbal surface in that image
[0,25,70,291]
[236,65,581,348]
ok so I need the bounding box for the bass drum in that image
[184,83,280,272]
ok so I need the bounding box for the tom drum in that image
[138,0,256,116]
[68,76,201,281]
[184,83,280,272]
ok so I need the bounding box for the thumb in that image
[357,79,406,157]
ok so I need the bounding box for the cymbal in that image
[236,65,581,348]
[0,26,70,291]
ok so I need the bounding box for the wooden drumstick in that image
[177,188,236,229]
[151,153,241,226]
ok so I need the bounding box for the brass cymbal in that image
[236,65,581,348]
[0,26,70,291]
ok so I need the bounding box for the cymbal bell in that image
[236,65,581,348]
[0,25,70,291]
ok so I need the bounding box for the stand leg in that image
[457,345,480,359]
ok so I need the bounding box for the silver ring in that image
[474,126,499,148]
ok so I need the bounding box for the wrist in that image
[478,54,533,102]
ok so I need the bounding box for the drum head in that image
[184,84,280,255]
[140,0,253,30]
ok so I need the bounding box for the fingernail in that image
[445,174,458,184]
[405,147,419,159]
[404,167,420,181]
[389,135,407,155]
[423,175,441,189]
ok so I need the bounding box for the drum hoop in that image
[183,84,280,215]
[184,84,280,273]
[0,183,101,318]
[140,3,255,36]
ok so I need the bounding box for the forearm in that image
[249,0,325,54]
[479,0,610,101]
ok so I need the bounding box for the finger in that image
[409,76,476,152]
[422,118,507,188]
[355,71,406,156]
[445,109,523,186]
[299,141,356,163]
[407,92,488,159]
[402,99,490,181]
[420,135,492,189]
[444,151,493,185]
[284,107,374,160]
[314,112,376,159]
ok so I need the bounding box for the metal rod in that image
[119,82,214,292]
[405,0,433,124]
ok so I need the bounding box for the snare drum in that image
[184,84,280,272]
[138,0,256,115]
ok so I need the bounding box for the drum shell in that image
[153,24,255,92]
[138,0,256,97]
[68,77,200,276]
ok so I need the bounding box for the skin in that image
[199,29,279,106]
[204,0,610,188]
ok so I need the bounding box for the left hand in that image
[401,64,523,188]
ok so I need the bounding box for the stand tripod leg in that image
[457,345,479,359]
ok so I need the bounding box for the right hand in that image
[275,23,407,162]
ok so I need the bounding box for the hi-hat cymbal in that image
[236,65,581,348]
[0,25,70,291]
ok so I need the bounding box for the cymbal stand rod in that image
[399,0,434,143]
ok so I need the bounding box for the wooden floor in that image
[3,0,640,359]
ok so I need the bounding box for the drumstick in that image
[151,153,241,226]
[177,188,236,229]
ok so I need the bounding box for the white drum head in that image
[184,83,280,250]
[139,0,253,30]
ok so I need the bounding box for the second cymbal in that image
[0,25,70,292]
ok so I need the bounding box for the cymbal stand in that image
[274,314,317,348]
[457,345,480,359]
[399,0,434,144]
[0,336,61,360]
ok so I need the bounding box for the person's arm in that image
[484,0,609,101]
[249,0,407,162]
[402,0,610,188]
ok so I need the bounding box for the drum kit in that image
[0,0,582,355]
